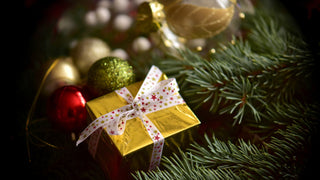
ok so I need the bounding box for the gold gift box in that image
[86,74,200,179]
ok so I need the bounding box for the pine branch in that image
[219,76,266,125]
[159,11,314,125]
[134,104,319,179]
[132,0,318,179]
[245,101,319,136]
[189,134,278,179]
[133,149,241,180]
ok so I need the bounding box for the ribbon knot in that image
[131,101,141,112]
[76,65,184,170]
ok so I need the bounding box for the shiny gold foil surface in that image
[86,73,200,178]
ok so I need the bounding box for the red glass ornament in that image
[47,86,87,132]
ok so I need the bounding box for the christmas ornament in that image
[47,86,87,132]
[132,36,152,52]
[57,14,77,35]
[71,37,110,75]
[163,0,236,39]
[85,7,111,26]
[137,0,241,56]
[113,0,130,12]
[110,48,129,60]
[87,56,135,96]
[136,1,165,34]
[42,57,80,96]
[98,0,112,8]
[96,7,111,24]
[113,14,133,31]
[84,11,98,26]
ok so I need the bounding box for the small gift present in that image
[77,66,200,179]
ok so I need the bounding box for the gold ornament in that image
[42,57,80,96]
[161,0,235,39]
[87,57,135,96]
[136,1,165,33]
[137,1,186,57]
[136,0,237,56]
[71,37,110,75]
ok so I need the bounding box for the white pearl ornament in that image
[113,0,130,12]
[95,7,111,24]
[84,11,98,26]
[133,37,151,52]
[113,14,133,31]
[110,48,129,60]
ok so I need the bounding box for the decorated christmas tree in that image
[15,0,319,179]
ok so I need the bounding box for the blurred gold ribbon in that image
[25,59,61,163]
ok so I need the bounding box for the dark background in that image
[13,0,320,179]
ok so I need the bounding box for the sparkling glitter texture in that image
[88,57,135,96]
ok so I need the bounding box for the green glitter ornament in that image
[87,57,135,96]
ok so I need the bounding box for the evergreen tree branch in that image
[134,104,319,179]
[133,149,241,180]
[133,0,318,179]
[159,10,314,125]
[189,134,278,179]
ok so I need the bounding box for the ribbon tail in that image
[76,117,120,146]
[76,138,84,147]
[76,119,104,146]
[149,137,164,170]
[138,114,164,170]
[76,104,134,146]
[76,117,114,146]
[88,127,103,157]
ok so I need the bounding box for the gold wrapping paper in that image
[86,73,200,178]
